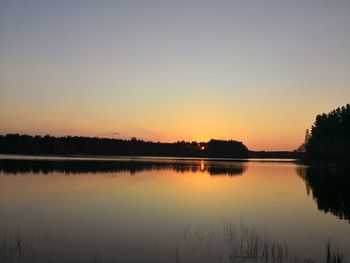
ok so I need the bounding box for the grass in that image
[0,226,52,263]
[172,222,347,263]
[223,222,289,262]
[0,224,347,263]
[326,240,345,263]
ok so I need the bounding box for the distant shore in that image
[0,134,299,159]
[0,153,298,162]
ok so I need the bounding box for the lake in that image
[0,155,349,263]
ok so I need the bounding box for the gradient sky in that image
[1,1,349,151]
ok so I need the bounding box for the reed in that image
[0,225,346,263]
[172,222,346,263]
[326,240,345,263]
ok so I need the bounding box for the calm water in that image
[0,155,349,262]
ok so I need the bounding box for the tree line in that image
[298,104,350,162]
[0,135,249,158]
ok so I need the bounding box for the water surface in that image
[0,155,349,262]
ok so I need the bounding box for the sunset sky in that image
[1,1,349,151]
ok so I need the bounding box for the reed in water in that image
[1,224,346,263]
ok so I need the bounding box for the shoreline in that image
[0,153,299,163]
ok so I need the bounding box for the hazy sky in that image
[1,1,349,150]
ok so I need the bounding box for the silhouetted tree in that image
[303,104,350,162]
[296,129,311,153]
[0,134,249,158]
[205,139,248,158]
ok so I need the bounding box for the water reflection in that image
[0,158,246,177]
[297,165,350,222]
[0,158,349,262]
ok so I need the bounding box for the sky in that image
[0,0,349,151]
